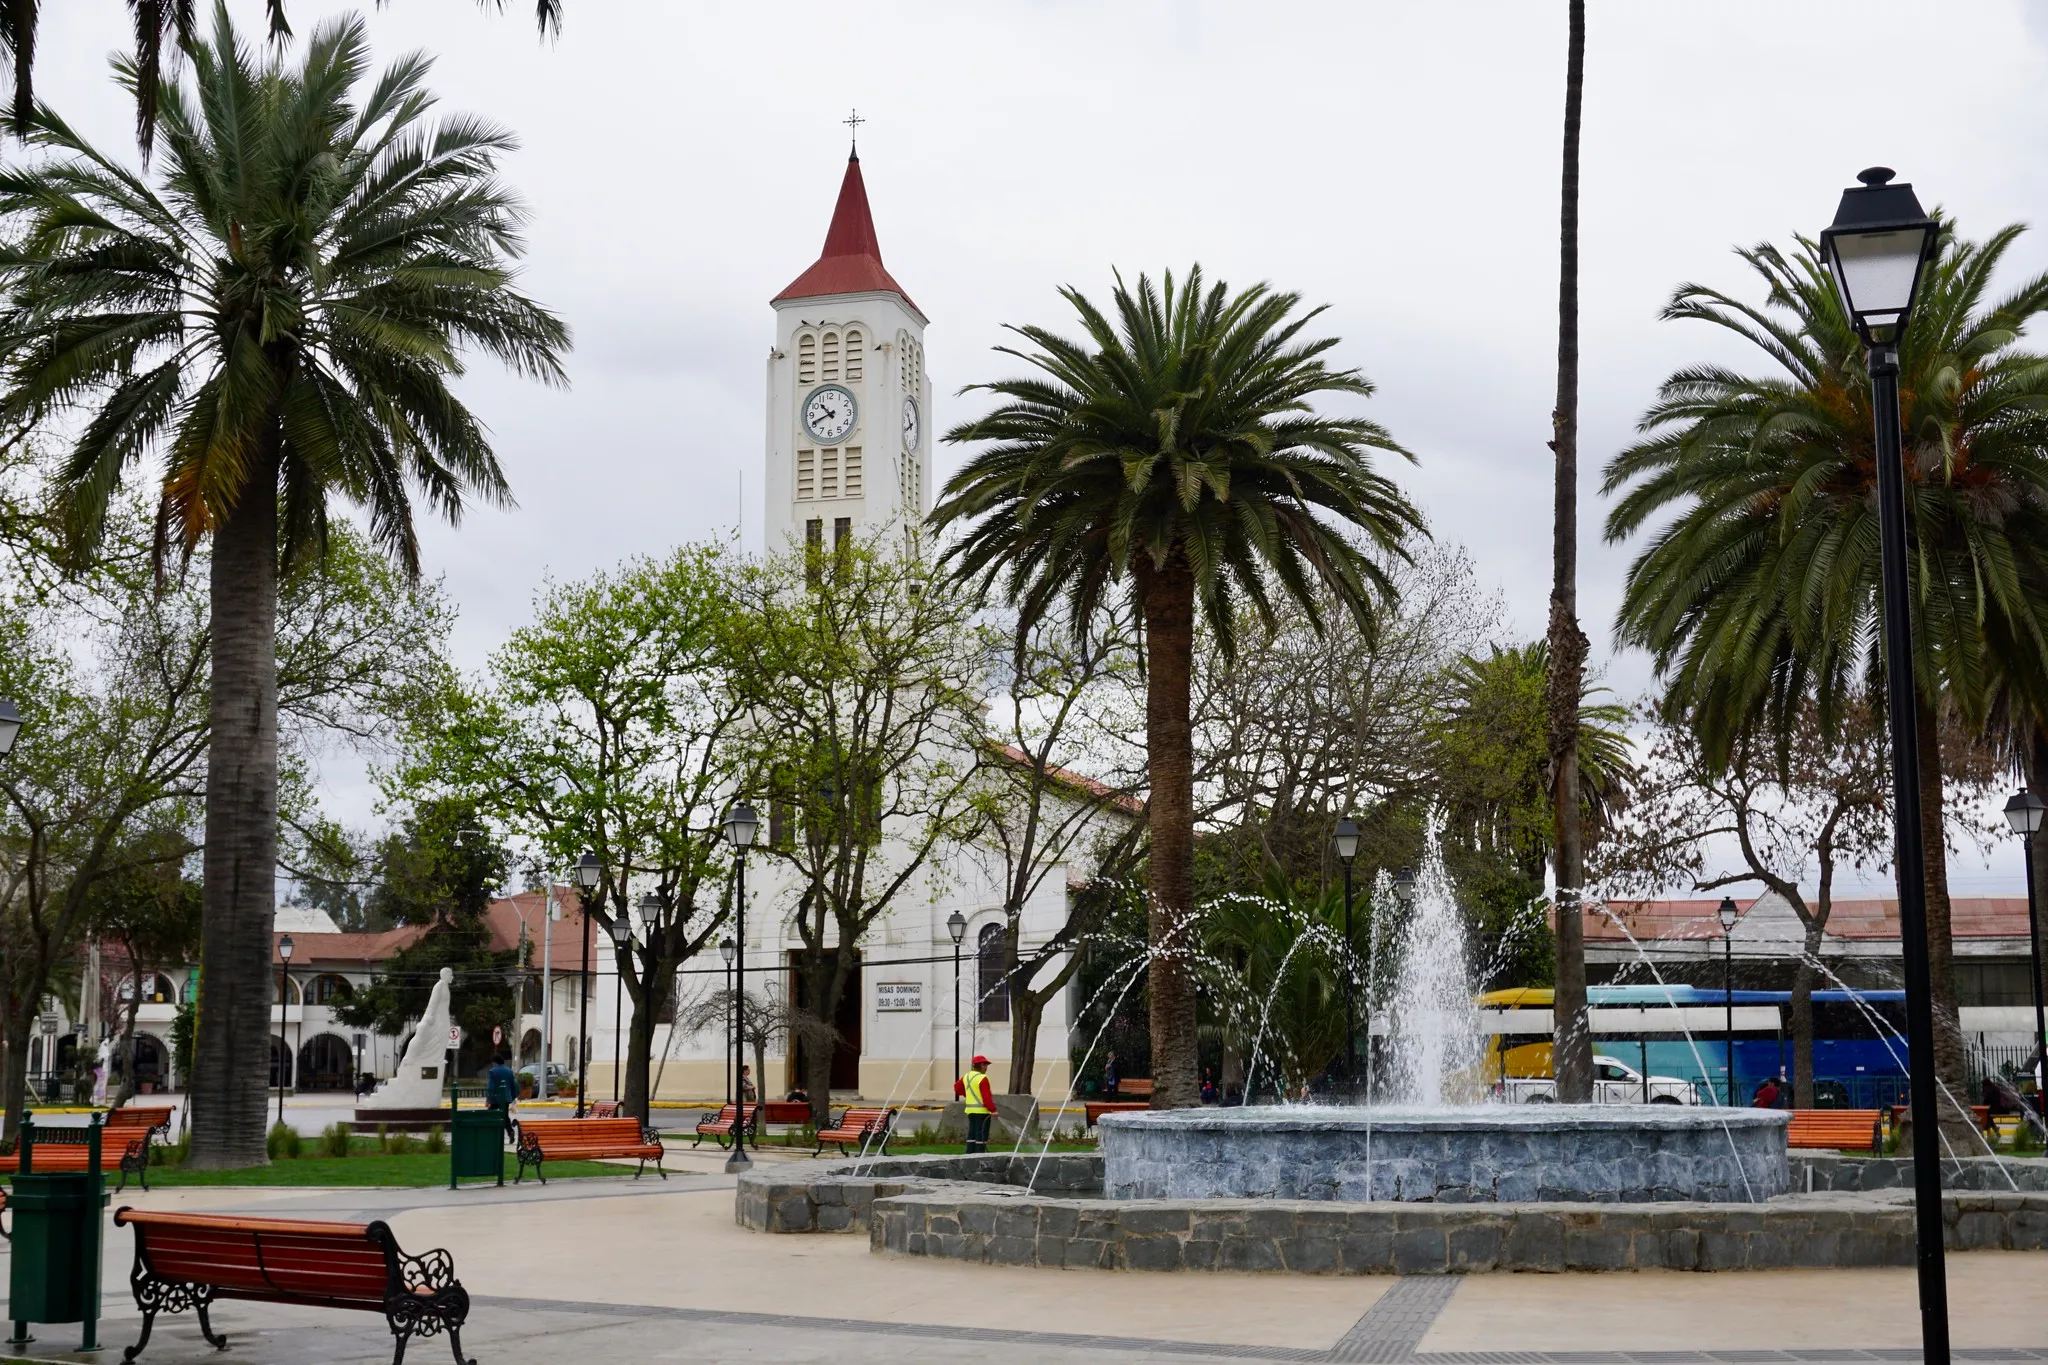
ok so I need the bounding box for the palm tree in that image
[0,6,568,1166]
[1601,223,2048,1122]
[934,267,1422,1108]
[0,1,561,155]
[1546,0,1593,1103]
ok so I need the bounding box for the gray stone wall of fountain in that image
[1100,1106,1792,1204]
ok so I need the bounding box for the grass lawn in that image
[119,1151,638,1187]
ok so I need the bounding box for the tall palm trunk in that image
[1915,696,1973,1135]
[188,446,280,1169]
[2023,730,2048,1070]
[1139,556,1199,1109]
[1546,0,1594,1104]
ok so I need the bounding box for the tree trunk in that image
[2,1011,31,1144]
[1914,694,1973,1137]
[1790,923,1823,1108]
[623,964,653,1124]
[798,949,840,1129]
[189,445,281,1169]
[1546,0,1593,1105]
[1008,990,1042,1096]
[117,979,143,1107]
[1138,557,1199,1110]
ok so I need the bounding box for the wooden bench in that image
[586,1100,620,1118]
[1787,1109,1882,1151]
[1888,1104,1992,1131]
[0,1186,8,1241]
[762,1100,813,1125]
[1116,1078,1155,1099]
[812,1106,894,1156]
[112,1207,469,1365]
[514,1117,664,1184]
[1084,1101,1149,1126]
[692,1104,759,1148]
[0,1107,174,1193]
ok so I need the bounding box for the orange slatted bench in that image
[586,1100,620,1118]
[112,1207,471,1365]
[1116,1079,1155,1099]
[0,1107,173,1193]
[514,1117,664,1184]
[692,1104,759,1148]
[812,1106,894,1157]
[1787,1109,1882,1151]
[1084,1101,1148,1126]
[762,1101,813,1125]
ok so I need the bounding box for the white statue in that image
[92,1037,113,1104]
[360,967,456,1110]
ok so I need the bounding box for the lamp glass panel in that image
[1829,228,1926,320]
[2005,792,2046,836]
[0,712,19,755]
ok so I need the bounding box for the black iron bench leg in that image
[195,1300,227,1351]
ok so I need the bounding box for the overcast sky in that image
[33,0,2048,894]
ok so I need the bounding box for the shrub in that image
[319,1123,352,1158]
[267,1122,302,1160]
[152,1134,190,1167]
[424,1125,446,1154]
[554,1078,577,1098]
[376,1122,391,1152]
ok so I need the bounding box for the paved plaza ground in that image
[5,1142,2047,1363]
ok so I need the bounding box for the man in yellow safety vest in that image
[955,1054,995,1154]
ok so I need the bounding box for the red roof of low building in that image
[1585,895,2034,942]
[772,152,924,320]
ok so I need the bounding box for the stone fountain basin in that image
[1099,1105,1791,1204]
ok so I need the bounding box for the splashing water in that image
[1379,824,1485,1105]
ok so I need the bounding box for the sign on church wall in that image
[876,981,923,1012]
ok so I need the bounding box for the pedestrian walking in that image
[485,1050,519,1141]
[956,1054,996,1154]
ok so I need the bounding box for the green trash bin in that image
[449,1108,504,1188]
[6,1117,110,1352]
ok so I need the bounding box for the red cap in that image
[971,1055,990,1066]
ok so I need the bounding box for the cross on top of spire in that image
[844,108,865,153]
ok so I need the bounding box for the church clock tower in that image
[763,149,930,553]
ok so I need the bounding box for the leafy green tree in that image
[730,532,988,1126]
[393,544,749,1119]
[84,835,202,1104]
[0,7,567,1166]
[1198,877,1363,1099]
[1601,222,2048,1121]
[935,267,1422,1108]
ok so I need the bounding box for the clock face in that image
[802,384,858,445]
[901,397,920,453]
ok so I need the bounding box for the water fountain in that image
[1100,834,1790,1204]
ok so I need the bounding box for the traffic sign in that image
[447,1025,462,1048]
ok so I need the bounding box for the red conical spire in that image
[773,152,923,320]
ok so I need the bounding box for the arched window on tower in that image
[844,329,863,382]
[976,922,1010,1023]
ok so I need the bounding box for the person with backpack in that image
[485,1050,519,1142]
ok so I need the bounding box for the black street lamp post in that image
[571,851,602,1118]
[1333,821,1360,1096]
[276,934,294,1126]
[608,911,634,1107]
[1717,897,1739,1106]
[0,698,21,757]
[947,910,967,1086]
[723,803,759,1173]
[2003,790,2047,1115]
[720,937,736,1108]
[1821,165,1947,1363]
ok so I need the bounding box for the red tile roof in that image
[267,887,600,969]
[772,153,924,320]
[1584,896,2033,942]
[991,743,1144,818]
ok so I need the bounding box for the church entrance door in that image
[788,950,862,1093]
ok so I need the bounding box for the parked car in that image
[1496,1054,1702,1105]
[517,1062,569,1095]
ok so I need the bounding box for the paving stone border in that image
[734,1152,1101,1233]
[867,1189,2048,1274]
[1792,1153,2048,1192]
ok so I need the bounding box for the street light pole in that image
[947,910,967,1089]
[721,937,737,1108]
[2003,790,2047,1116]
[1821,165,1948,1364]
[1333,821,1360,1098]
[723,804,759,1173]
[276,934,294,1127]
[571,851,602,1119]
[609,915,631,1107]
[1718,898,1739,1106]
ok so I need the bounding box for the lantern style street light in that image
[1822,165,1948,1364]
[276,934,295,1125]
[947,910,968,1086]
[1392,866,1416,908]
[722,804,758,1172]
[2003,789,2047,1113]
[1716,897,1739,1106]
[0,698,21,756]
[1332,821,1360,1096]
[720,936,737,1107]
[571,851,601,1117]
